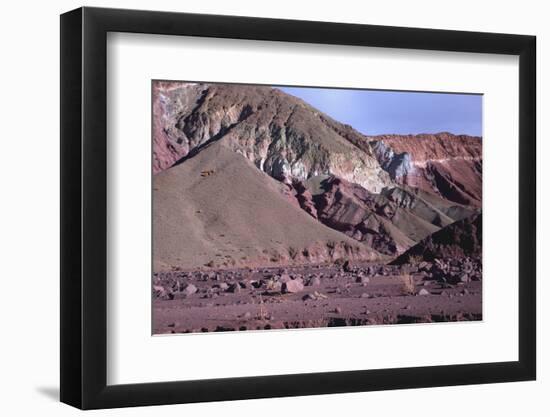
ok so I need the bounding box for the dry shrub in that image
[400,274,416,295]
[256,294,271,322]
[407,254,423,265]
[334,258,345,266]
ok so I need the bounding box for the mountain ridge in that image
[153,82,393,192]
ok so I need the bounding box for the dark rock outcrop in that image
[390,213,482,264]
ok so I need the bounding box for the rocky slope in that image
[153,82,392,192]
[369,133,482,207]
[390,213,482,264]
[153,141,382,271]
[289,175,476,255]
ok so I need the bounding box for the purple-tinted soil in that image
[153,257,482,334]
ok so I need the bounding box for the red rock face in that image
[152,82,202,173]
[311,176,408,255]
[368,133,482,207]
[289,180,319,219]
[295,175,475,256]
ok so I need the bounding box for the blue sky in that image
[278,86,482,137]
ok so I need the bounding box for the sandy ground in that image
[153,260,481,334]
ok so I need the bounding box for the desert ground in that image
[153,257,481,334]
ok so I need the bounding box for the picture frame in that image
[60,6,536,410]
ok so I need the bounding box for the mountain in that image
[153,82,482,269]
[153,141,382,271]
[153,82,392,193]
[390,213,482,264]
[368,133,482,207]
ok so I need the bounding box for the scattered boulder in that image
[418,261,431,271]
[228,283,241,293]
[459,273,470,283]
[356,275,370,284]
[153,285,166,298]
[418,288,430,296]
[306,276,322,287]
[282,278,304,293]
[182,284,198,296]
[266,280,282,292]
[302,291,328,301]
[279,273,292,283]
[342,260,353,272]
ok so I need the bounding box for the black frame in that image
[60,6,536,410]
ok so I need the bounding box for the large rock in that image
[153,285,166,298]
[228,283,241,293]
[278,273,292,283]
[282,278,305,294]
[182,284,198,296]
[306,276,322,287]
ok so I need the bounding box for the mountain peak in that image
[153,81,393,193]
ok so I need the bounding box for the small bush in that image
[400,274,416,295]
[407,254,423,265]
[256,294,271,322]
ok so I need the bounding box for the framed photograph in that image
[60,6,536,409]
